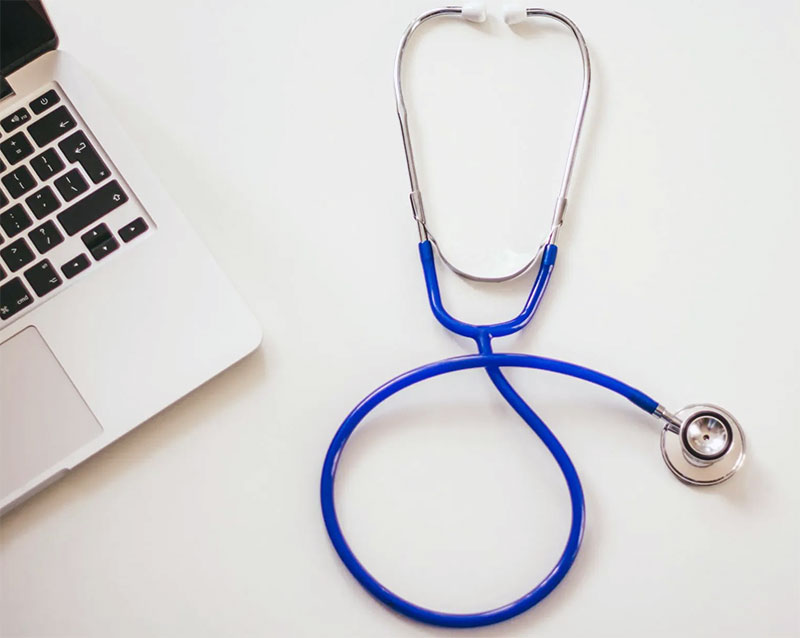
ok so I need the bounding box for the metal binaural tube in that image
[393,6,592,280]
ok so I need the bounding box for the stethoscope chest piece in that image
[661,405,745,486]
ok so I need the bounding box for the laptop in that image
[0,1,261,514]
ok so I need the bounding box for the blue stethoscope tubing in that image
[320,240,662,628]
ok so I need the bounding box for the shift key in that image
[57,180,128,235]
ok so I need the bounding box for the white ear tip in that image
[503,4,528,25]
[461,2,487,23]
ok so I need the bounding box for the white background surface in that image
[1,1,799,636]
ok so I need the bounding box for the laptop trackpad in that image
[0,327,102,501]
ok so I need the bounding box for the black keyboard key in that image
[25,186,61,219]
[29,89,61,115]
[0,265,5,280]
[1,108,32,133]
[54,168,88,202]
[0,238,35,272]
[0,188,7,209]
[30,148,65,180]
[81,223,119,261]
[1,165,36,199]
[58,131,110,184]
[61,253,90,279]
[91,235,118,261]
[27,105,77,147]
[29,220,64,254]
[24,259,62,297]
[57,180,127,235]
[0,277,34,320]
[0,203,33,237]
[0,158,5,173]
[118,217,148,242]
[81,223,111,248]
[0,132,34,165]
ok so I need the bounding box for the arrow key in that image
[81,222,119,261]
[90,236,119,261]
[118,217,148,243]
[60,253,90,279]
[81,223,111,249]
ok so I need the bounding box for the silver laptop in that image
[0,1,261,514]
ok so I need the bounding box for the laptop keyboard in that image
[0,83,152,323]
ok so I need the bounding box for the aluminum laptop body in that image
[0,1,261,514]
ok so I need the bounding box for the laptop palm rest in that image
[0,327,102,501]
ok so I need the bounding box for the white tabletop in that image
[2,1,799,636]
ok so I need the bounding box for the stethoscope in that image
[320,5,746,629]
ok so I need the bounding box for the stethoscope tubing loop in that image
[320,351,659,628]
